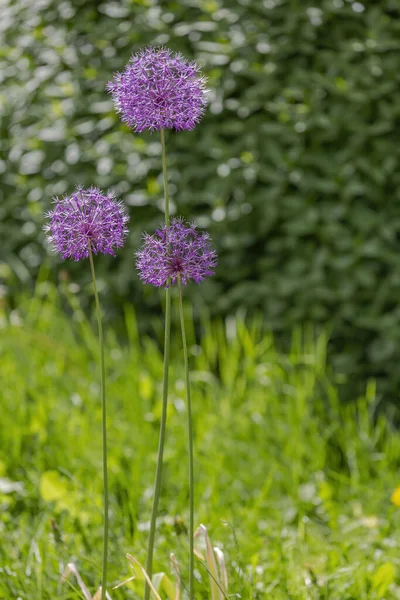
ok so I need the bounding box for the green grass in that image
[1,280,400,599]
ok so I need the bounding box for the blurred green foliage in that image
[2,0,400,403]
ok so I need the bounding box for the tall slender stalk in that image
[144,128,171,600]
[88,244,109,600]
[160,128,169,224]
[177,276,195,600]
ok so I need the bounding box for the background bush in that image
[2,0,400,406]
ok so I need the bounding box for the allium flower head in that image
[44,186,129,261]
[136,218,217,287]
[107,46,208,132]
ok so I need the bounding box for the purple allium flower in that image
[44,186,129,261]
[136,218,217,287]
[107,46,208,132]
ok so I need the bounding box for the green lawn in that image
[1,281,400,599]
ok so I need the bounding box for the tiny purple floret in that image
[136,218,217,287]
[107,46,208,132]
[44,186,129,261]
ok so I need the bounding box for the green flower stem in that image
[160,127,169,224]
[144,128,171,600]
[177,276,195,600]
[88,244,109,600]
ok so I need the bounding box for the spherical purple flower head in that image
[107,46,208,132]
[44,186,129,261]
[136,218,217,287]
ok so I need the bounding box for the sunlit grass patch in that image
[1,283,400,598]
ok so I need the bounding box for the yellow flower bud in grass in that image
[391,486,400,506]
